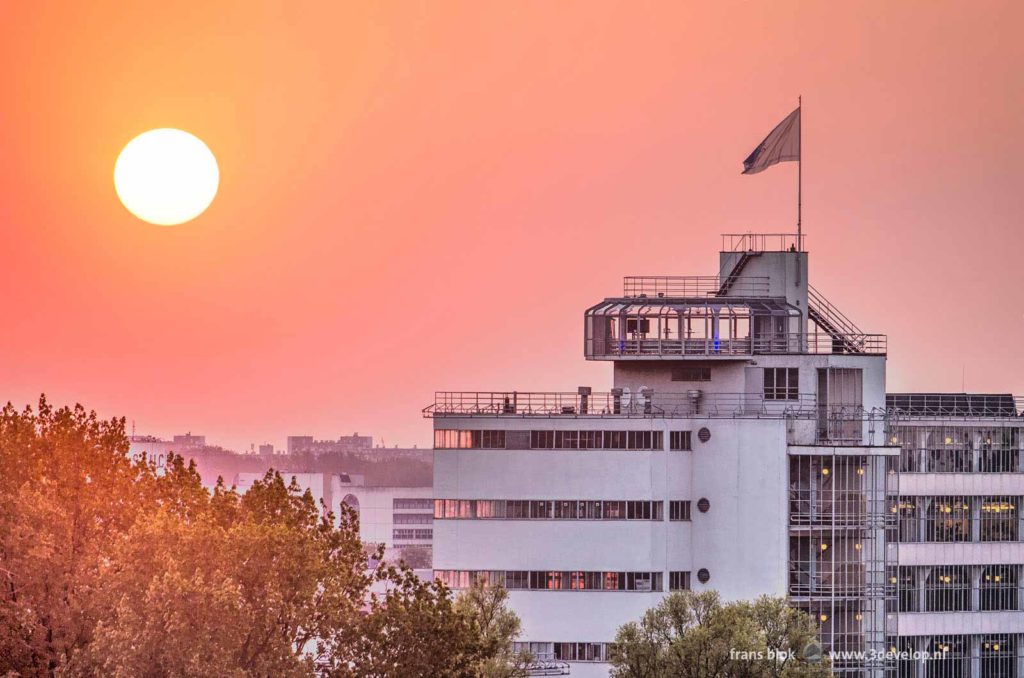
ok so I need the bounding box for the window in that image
[434,430,506,449]
[669,431,692,451]
[531,430,555,449]
[981,635,1015,677]
[925,566,970,612]
[926,497,972,542]
[671,366,711,382]
[669,501,691,521]
[603,501,625,520]
[434,429,473,449]
[513,642,612,663]
[471,430,506,449]
[530,500,552,519]
[981,497,1018,542]
[507,500,529,519]
[393,513,432,524]
[669,571,691,591]
[393,528,432,540]
[981,566,1018,611]
[764,367,799,400]
[554,430,579,449]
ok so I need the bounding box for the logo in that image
[800,641,823,664]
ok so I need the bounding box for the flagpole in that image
[797,95,802,251]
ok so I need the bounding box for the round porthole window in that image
[697,498,710,513]
[697,427,711,443]
[697,568,710,584]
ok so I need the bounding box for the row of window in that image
[893,635,1017,678]
[434,570,683,592]
[393,513,433,524]
[433,499,695,521]
[393,498,433,510]
[393,529,432,540]
[894,426,1021,474]
[897,565,1019,613]
[433,429,692,451]
[895,495,1020,543]
[511,642,613,663]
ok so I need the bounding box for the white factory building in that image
[428,233,1024,677]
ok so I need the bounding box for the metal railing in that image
[587,332,887,358]
[426,392,901,446]
[622,275,771,298]
[887,394,1024,418]
[429,391,815,419]
[807,284,865,336]
[721,232,804,253]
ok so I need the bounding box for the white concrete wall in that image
[330,483,433,552]
[433,415,791,663]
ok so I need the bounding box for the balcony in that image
[586,332,887,359]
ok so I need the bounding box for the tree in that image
[609,591,832,678]
[0,398,143,675]
[453,579,531,678]
[0,397,522,677]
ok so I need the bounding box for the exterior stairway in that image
[717,251,761,295]
[807,285,868,353]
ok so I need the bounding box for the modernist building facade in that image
[428,234,1024,677]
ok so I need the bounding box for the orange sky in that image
[2,2,1022,451]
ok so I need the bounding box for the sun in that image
[114,128,219,226]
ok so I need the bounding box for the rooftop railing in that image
[426,392,906,446]
[622,275,771,298]
[722,232,804,253]
[428,391,818,419]
[886,394,1024,419]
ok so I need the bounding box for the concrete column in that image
[1017,636,1024,678]
[918,567,929,612]
[971,565,981,612]
[970,635,981,678]
[1017,564,1024,612]
[971,497,981,543]
[972,429,981,473]
[1017,501,1024,542]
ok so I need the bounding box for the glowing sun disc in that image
[114,128,219,226]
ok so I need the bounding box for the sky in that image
[1,1,1022,451]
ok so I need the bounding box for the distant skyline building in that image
[428,233,1024,677]
[286,433,373,455]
